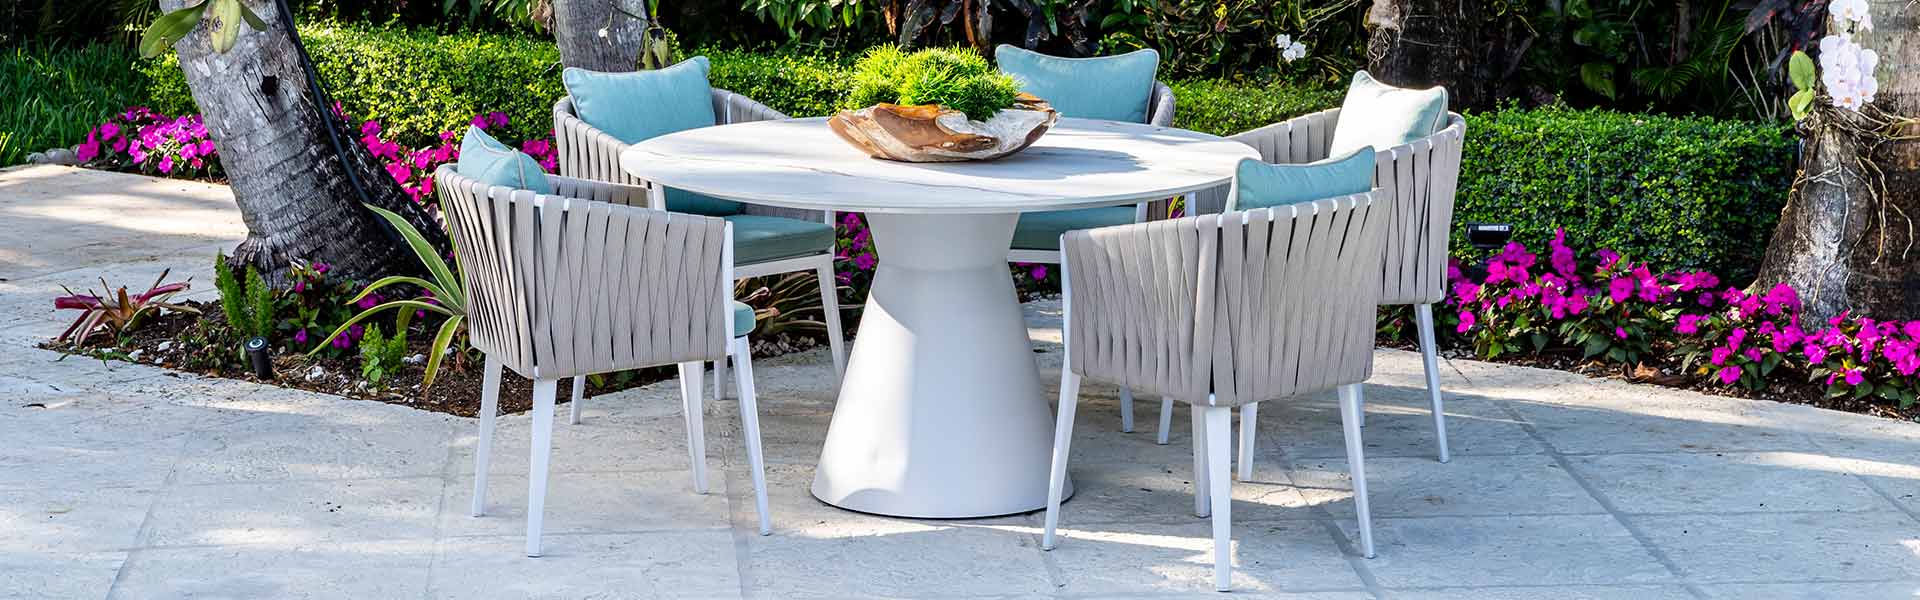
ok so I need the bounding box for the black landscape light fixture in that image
[1464,222,1514,251]
[245,336,274,380]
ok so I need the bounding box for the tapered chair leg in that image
[712,358,728,400]
[1041,370,1082,550]
[568,375,585,425]
[677,363,709,495]
[1119,387,1135,432]
[1414,303,1451,463]
[1203,405,1235,592]
[470,356,503,517]
[525,378,559,557]
[1156,397,1173,445]
[1191,403,1211,518]
[1237,402,1259,481]
[817,264,848,384]
[731,337,772,535]
[1338,383,1376,558]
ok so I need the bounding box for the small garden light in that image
[1464,222,1514,251]
[245,335,274,380]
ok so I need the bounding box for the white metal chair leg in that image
[1041,370,1081,550]
[1338,383,1376,558]
[1237,402,1258,481]
[1414,303,1451,463]
[712,358,727,400]
[470,356,502,517]
[677,362,709,495]
[817,264,848,383]
[1156,397,1173,445]
[731,337,772,535]
[1203,405,1234,592]
[1191,403,1211,518]
[568,375,585,425]
[524,378,558,557]
[1119,387,1135,432]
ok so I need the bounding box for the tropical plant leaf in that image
[208,0,244,53]
[1787,50,1814,91]
[1579,62,1617,100]
[138,2,207,58]
[362,204,463,310]
[307,300,453,357]
[422,314,464,388]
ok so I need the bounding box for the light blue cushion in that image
[1012,205,1139,251]
[731,300,756,337]
[1325,71,1449,157]
[667,187,743,217]
[456,126,552,192]
[725,214,835,264]
[995,45,1159,123]
[563,56,717,145]
[1229,147,1375,212]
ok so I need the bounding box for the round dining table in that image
[622,116,1257,518]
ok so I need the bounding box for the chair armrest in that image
[1228,107,1341,165]
[1147,80,1176,128]
[547,174,650,208]
[712,88,790,125]
[1373,113,1466,306]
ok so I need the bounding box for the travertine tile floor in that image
[3,165,1918,599]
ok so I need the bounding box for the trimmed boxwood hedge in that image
[1456,107,1795,281]
[126,24,1791,277]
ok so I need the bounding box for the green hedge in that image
[1167,79,1342,137]
[1457,107,1794,280]
[1,44,153,166]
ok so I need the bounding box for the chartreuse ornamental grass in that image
[843,45,1022,121]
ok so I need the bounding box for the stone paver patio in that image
[3,165,1918,599]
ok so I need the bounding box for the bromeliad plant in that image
[312,204,467,388]
[54,270,197,346]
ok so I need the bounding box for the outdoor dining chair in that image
[1192,72,1466,478]
[1042,191,1390,592]
[437,160,774,558]
[553,56,845,417]
[994,44,1182,438]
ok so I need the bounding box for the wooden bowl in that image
[827,94,1060,163]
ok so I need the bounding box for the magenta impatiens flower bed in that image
[1435,229,1918,410]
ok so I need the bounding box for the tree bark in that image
[160,0,448,284]
[551,0,651,72]
[1364,0,1526,111]
[1755,3,1920,322]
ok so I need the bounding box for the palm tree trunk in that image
[1755,3,1920,321]
[1365,0,1526,111]
[551,0,651,72]
[158,0,449,284]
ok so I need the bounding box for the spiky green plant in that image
[214,252,275,340]
[312,204,467,389]
[843,45,1020,121]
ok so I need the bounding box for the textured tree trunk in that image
[160,0,448,284]
[1755,3,1920,322]
[1364,0,1526,111]
[551,0,650,72]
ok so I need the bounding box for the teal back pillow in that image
[1326,71,1449,157]
[995,45,1158,123]
[1229,147,1375,212]
[456,126,552,193]
[563,56,717,145]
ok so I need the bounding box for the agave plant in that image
[54,269,197,346]
[311,204,467,388]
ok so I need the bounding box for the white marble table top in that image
[620,117,1257,214]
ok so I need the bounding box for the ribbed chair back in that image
[1194,111,1465,306]
[553,90,788,187]
[436,165,734,380]
[1061,192,1388,408]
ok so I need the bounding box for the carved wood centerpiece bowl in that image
[828,94,1060,163]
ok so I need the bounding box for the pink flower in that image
[1803,343,1828,364]
[1675,314,1706,335]
[852,253,877,270]
[1743,347,1764,362]
[1716,366,1742,385]
[294,329,309,345]
[488,112,510,127]
[75,139,100,162]
[1548,229,1577,277]
[1456,310,1476,333]
[1762,283,1799,314]
[1030,265,1048,280]
[1727,328,1747,351]
[1614,326,1627,340]
[1596,249,1621,270]
[1608,278,1633,303]
[1843,369,1865,386]
[1710,346,1733,366]
[386,162,412,184]
[361,120,381,136]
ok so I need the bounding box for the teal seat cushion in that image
[731,300,756,337]
[563,56,717,145]
[1012,205,1139,251]
[995,45,1159,123]
[724,214,835,264]
[1326,71,1449,157]
[667,187,743,217]
[456,126,552,192]
[1230,147,1375,212]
